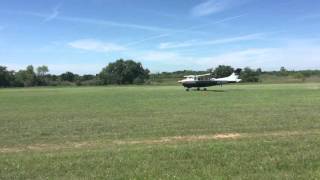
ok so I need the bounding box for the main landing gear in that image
[185,88,207,91]
[196,87,207,91]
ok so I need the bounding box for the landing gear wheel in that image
[197,87,200,91]
[186,88,190,91]
[204,88,207,91]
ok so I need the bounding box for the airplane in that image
[178,69,242,91]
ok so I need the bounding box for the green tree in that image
[213,65,234,78]
[36,65,49,86]
[99,59,149,85]
[15,65,37,87]
[240,67,260,82]
[256,68,262,75]
[0,66,14,87]
[81,74,96,81]
[279,66,289,76]
[36,65,49,76]
[293,72,306,82]
[60,72,76,82]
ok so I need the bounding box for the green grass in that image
[1,84,320,179]
[259,74,320,84]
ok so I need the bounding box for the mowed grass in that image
[1,84,320,179]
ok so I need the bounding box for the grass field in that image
[1,84,320,179]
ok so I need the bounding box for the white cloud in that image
[139,39,320,71]
[201,45,320,70]
[4,40,320,74]
[68,39,126,52]
[191,0,249,17]
[196,48,275,68]
[229,46,318,70]
[159,33,264,49]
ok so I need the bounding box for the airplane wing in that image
[183,75,196,78]
[196,73,212,77]
[183,73,211,78]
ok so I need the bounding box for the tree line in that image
[1,59,320,87]
[0,59,149,87]
[150,65,320,83]
[149,65,262,83]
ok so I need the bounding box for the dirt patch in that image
[0,131,318,153]
[0,147,24,153]
[0,133,241,153]
[0,141,99,153]
[114,133,241,145]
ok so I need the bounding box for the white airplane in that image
[178,69,242,91]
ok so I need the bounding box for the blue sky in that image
[1,0,320,74]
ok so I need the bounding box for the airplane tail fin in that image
[210,68,242,83]
[234,68,242,75]
[228,68,242,82]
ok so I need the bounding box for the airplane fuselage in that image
[178,69,242,90]
[181,80,219,88]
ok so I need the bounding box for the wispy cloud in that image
[68,39,126,52]
[159,40,198,49]
[191,0,229,17]
[58,16,170,32]
[43,5,60,22]
[4,10,170,32]
[159,33,264,49]
[191,0,249,17]
[126,14,245,47]
[125,34,171,47]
